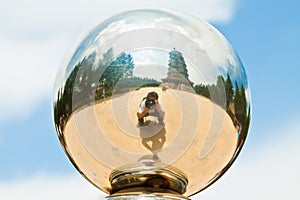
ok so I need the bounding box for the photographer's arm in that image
[137,107,149,119]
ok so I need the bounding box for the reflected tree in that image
[193,73,250,143]
[194,84,210,98]
[225,73,234,109]
[54,47,162,130]
[54,47,251,144]
[97,51,134,96]
[210,75,226,109]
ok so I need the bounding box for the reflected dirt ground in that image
[62,87,238,196]
[53,9,251,197]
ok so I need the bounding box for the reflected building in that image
[162,48,194,91]
[53,45,251,197]
[53,8,251,199]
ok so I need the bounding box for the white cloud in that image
[0,0,238,121]
[1,0,237,34]
[195,119,300,200]
[0,174,105,200]
[0,36,71,121]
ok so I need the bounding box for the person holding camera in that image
[137,91,165,126]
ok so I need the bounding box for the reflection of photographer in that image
[137,91,165,126]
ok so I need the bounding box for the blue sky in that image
[0,0,299,199]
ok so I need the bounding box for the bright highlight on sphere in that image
[53,8,251,197]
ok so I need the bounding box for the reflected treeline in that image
[194,75,251,142]
[163,48,250,143]
[54,48,250,143]
[54,48,160,133]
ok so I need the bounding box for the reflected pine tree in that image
[54,47,250,146]
[96,51,135,96]
[54,48,161,131]
[194,84,210,99]
[210,75,226,109]
[194,74,250,144]
[225,74,234,109]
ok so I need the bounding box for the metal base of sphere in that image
[107,164,190,200]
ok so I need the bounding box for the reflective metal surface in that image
[53,8,251,197]
[109,164,188,195]
[106,189,190,200]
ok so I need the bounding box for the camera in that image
[145,99,156,108]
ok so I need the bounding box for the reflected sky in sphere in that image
[53,8,251,197]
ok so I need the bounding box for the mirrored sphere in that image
[53,8,251,197]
